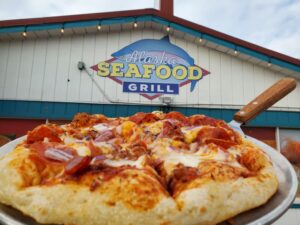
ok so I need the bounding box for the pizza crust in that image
[0,144,278,225]
[176,165,278,225]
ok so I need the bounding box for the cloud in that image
[0,0,156,19]
[174,0,300,58]
[267,34,300,58]
[0,0,299,59]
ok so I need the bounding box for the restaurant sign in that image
[91,36,209,100]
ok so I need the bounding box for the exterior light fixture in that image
[61,25,64,34]
[159,96,173,105]
[166,26,170,32]
[22,26,27,37]
[133,22,138,28]
[199,34,203,43]
[234,46,238,55]
[97,24,101,31]
[267,59,272,67]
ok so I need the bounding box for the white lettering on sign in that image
[167,85,174,93]
[123,82,178,94]
[157,85,164,92]
[124,51,178,66]
[128,83,137,91]
[151,84,155,92]
[140,84,148,92]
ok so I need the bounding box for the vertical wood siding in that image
[0,29,299,110]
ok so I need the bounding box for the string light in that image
[267,58,272,67]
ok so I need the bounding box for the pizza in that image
[0,111,278,225]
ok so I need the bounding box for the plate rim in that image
[245,135,298,225]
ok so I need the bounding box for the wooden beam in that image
[160,0,173,16]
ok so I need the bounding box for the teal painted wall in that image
[1,100,299,128]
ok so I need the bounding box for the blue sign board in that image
[91,36,209,100]
[123,82,179,94]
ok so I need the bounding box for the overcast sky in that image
[0,0,299,59]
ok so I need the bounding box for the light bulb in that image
[166,26,170,32]
[97,25,101,31]
[22,31,27,37]
[134,22,138,28]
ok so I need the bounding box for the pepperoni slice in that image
[129,112,146,124]
[129,112,159,124]
[71,113,91,127]
[196,127,232,142]
[71,113,108,127]
[159,121,184,140]
[165,112,188,124]
[143,113,159,123]
[188,115,241,144]
[196,127,238,149]
[188,115,220,126]
[205,138,237,149]
[27,125,62,144]
[88,114,108,126]
[65,156,91,175]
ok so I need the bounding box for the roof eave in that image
[0,8,299,69]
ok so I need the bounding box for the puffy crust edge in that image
[0,145,278,225]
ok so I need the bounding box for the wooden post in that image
[160,0,174,17]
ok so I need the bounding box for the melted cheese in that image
[103,155,146,169]
[181,126,203,143]
[120,121,139,139]
[145,121,163,135]
[61,135,77,144]
[92,141,114,154]
[61,118,244,174]
[93,124,113,132]
[68,143,91,156]
[151,140,243,175]
[163,150,201,168]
